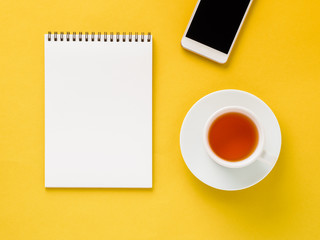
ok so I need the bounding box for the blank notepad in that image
[45,32,152,188]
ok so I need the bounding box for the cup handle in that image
[258,151,275,165]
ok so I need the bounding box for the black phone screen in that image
[186,0,251,54]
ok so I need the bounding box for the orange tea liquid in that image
[208,112,258,161]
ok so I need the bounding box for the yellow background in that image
[1,0,320,239]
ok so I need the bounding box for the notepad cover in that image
[44,34,152,188]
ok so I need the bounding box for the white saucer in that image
[180,90,282,191]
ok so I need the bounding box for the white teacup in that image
[203,106,273,168]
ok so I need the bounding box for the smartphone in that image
[181,0,253,64]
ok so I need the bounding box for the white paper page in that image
[45,34,152,188]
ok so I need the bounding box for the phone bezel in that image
[181,0,253,64]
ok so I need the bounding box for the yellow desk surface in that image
[1,0,320,239]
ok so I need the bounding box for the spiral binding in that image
[47,32,152,42]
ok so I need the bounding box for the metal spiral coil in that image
[129,32,132,42]
[116,32,120,42]
[47,31,152,42]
